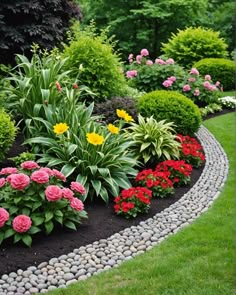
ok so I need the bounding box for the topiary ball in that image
[193,58,236,91]
[137,90,202,135]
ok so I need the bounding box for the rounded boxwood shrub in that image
[193,58,235,91]
[161,27,228,68]
[0,109,17,162]
[137,90,202,135]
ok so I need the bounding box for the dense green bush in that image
[93,96,138,123]
[193,58,236,91]
[138,90,202,135]
[0,0,82,65]
[0,109,17,162]
[62,24,127,102]
[161,27,228,67]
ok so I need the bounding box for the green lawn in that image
[47,113,235,295]
[219,90,235,97]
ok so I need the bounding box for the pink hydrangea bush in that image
[0,161,87,247]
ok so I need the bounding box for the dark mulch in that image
[0,108,233,276]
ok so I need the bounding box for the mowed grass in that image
[47,113,236,295]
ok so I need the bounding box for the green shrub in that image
[193,58,236,91]
[10,152,36,167]
[0,109,17,162]
[161,27,228,68]
[62,23,127,102]
[93,96,138,123]
[138,90,202,135]
[126,114,180,165]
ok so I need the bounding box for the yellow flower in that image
[53,123,69,135]
[107,124,119,134]
[86,132,104,145]
[124,114,134,122]
[116,109,128,119]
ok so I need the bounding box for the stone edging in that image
[0,126,229,295]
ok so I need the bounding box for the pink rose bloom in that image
[31,170,49,184]
[215,81,220,87]
[168,76,176,82]
[166,58,175,64]
[183,84,191,92]
[0,167,18,175]
[0,178,5,188]
[9,173,30,190]
[140,48,149,56]
[38,167,53,176]
[126,70,138,78]
[20,161,40,170]
[146,60,153,66]
[162,80,173,88]
[45,185,63,201]
[155,58,166,65]
[203,81,211,89]
[0,208,9,227]
[205,74,211,81]
[52,169,66,182]
[70,197,84,211]
[70,182,86,195]
[194,89,200,96]
[128,53,133,60]
[12,215,32,233]
[209,85,216,91]
[136,55,142,64]
[188,77,196,82]
[190,68,199,75]
[62,188,74,200]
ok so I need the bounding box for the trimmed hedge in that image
[138,90,202,135]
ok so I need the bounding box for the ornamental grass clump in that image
[177,134,205,168]
[114,187,152,218]
[0,162,87,247]
[135,169,174,198]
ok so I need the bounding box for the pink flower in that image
[72,83,79,89]
[155,58,166,65]
[194,89,200,96]
[126,70,138,78]
[140,48,149,56]
[0,178,5,188]
[183,84,191,92]
[62,188,74,200]
[166,58,175,64]
[0,167,18,175]
[70,197,84,211]
[9,173,30,190]
[209,85,216,91]
[128,53,133,60]
[70,182,86,195]
[188,77,196,83]
[146,60,153,66]
[52,169,66,182]
[205,74,211,81]
[12,215,32,233]
[190,68,199,75]
[168,76,176,82]
[38,167,53,176]
[215,81,220,87]
[20,161,39,170]
[55,81,62,92]
[45,185,63,201]
[203,81,211,89]
[162,80,173,88]
[0,208,9,227]
[136,55,142,64]
[31,170,49,184]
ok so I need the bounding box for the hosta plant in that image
[114,187,152,218]
[155,160,193,187]
[135,169,174,198]
[177,134,205,168]
[126,114,180,165]
[0,162,87,247]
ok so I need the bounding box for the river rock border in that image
[0,126,229,295]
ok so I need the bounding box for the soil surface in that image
[0,108,233,276]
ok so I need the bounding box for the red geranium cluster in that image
[114,187,152,218]
[135,169,174,198]
[156,159,192,186]
[177,134,205,167]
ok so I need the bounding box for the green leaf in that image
[97,168,110,177]
[4,228,15,239]
[0,232,4,244]
[22,234,32,247]
[140,142,151,152]
[91,179,101,196]
[32,216,44,226]
[32,201,42,212]
[54,215,63,224]
[44,221,54,235]
[99,186,109,203]
[67,144,78,155]
[45,211,54,222]
[64,221,77,230]
[55,210,63,217]
[14,233,22,243]
[61,164,76,178]
[76,175,87,185]
[88,165,98,176]
[28,226,41,235]
[22,208,31,216]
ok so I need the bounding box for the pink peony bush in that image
[0,161,87,246]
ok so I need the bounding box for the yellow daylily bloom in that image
[124,114,134,122]
[116,109,128,119]
[86,132,104,145]
[107,124,119,134]
[53,123,69,135]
